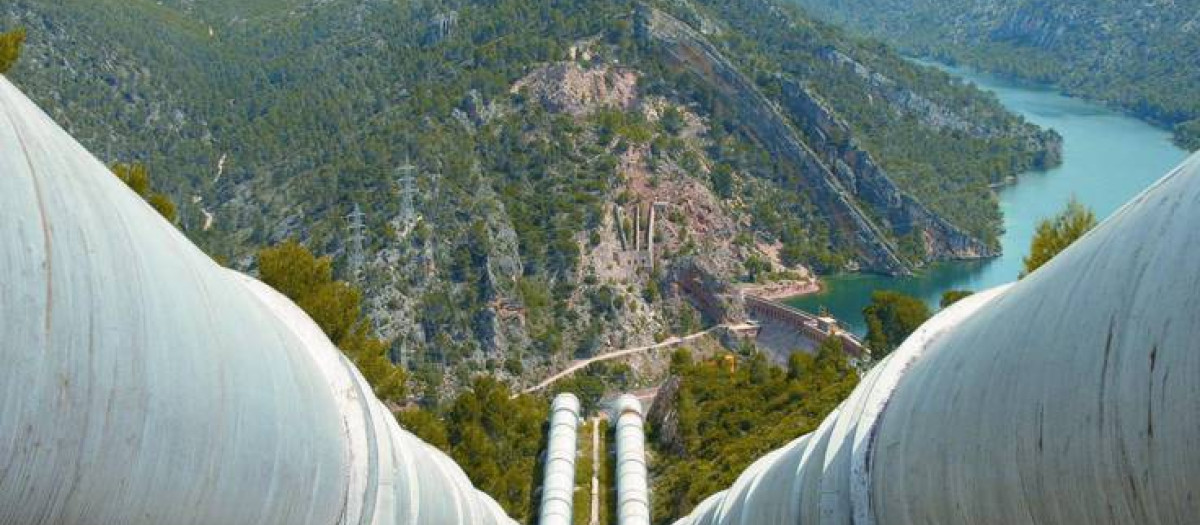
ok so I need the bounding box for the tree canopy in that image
[1021,198,1097,278]
[940,289,974,308]
[257,240,405,403]
[6,0,1060,373]
[863,290,930,357]
[0,28,24,74]
[397,377,547,522]
[651,340,859,520]
[793,0,1200,149]
[110,162,177,223]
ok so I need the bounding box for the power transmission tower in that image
[425,171,442,262]
[397,159,417,225]
[346,203,367,279]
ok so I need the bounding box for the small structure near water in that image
[743,294,868,358]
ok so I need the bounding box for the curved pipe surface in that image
[539,393,581,525]
[613,394,650,525]
[672,152,1200,524]
[0,77,516,525]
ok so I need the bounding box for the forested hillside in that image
[792,0,1200,150]
[1,0,1055,393]
[648,342,859,521]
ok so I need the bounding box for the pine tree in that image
[940,289,974,308]
[0,28,25,74]
[1021,198,1097,277]
[863,290,930,357]
[110,162,177,222]
[258,240,406,402]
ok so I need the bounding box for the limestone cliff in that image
[637,5,993,273]
[777,79,993,260]
[2,0,1065,396]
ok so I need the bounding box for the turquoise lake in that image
[787,65,1191,335]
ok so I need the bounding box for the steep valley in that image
[1,0,1057,396]
[792,0,1200,150]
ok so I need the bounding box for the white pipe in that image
[647,204,655,264]
[540,393,581,525]
[671,151,1200,524]
[0,76,517,525]
[635,206,642,252]
[613,394,651,525]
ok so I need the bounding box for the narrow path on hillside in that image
[522,323,755,395]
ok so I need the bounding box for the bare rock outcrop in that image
[778,79,994,260]
[511,63,639,117]
[647,376,686,456]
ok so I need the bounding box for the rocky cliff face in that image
[647,376,686,455]
[511,63,639,117]
[777,79,994,260]
[793,0,1200,149]
[818,48,1005,140]
[638,6,993,272]
[2,0,1067,398]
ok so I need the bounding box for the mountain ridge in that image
[791,0,1200,150]
[1,0,1056,394]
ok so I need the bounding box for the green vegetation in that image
[1021,199,1097,278]
[257,240,406,403]
[397,378,547,522]
[742,254,773,283]
[4,0,1059,375]
[255,238,552,520]
[0,4,969,520]
[794,0,1200,150]
[1175,120,1200,152]
[651,0,1058,250]
[0,27,23,74]
[572,418,613,525]
[940,289,974,308]
[551,361,636,414]
[573,419,593,525]
[651,342,859,521]
[110,162,177,222]
[863,290,930,357]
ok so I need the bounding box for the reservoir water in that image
[787,65,1190,335]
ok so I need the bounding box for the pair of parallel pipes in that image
[6,66,1200,524]
[0,71,652,525]
[537,393,650,525]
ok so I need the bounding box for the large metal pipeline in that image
[539,393,581,525]
[0,76,517,524]
[613,394,651,525]
[672,151,1200,524]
